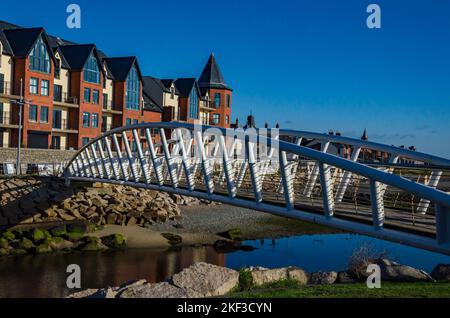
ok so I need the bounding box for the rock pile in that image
[0,177,206,228]
[69,262,239,298]
[68,260,450,299]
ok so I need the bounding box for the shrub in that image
[348,244,387,280]
[239,269,254,291]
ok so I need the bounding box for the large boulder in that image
[101,234,126,249]
[309,271,338,285]
[250,268,289,286]
[79,236,107,252]
[47,237,74,250]
[287,268,309,285]
[431,264,450,281]
[119,282,198,298]
[18,237,35,250]
[337,271,357,284]
[172,262,239,297]
[375,259,433,282]
[35,243,53,254]
[0,238,9,249]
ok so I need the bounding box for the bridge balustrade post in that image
[417,171,443,215]
[132,129,150,184]
[194,130,214,194]
[112,134,128,181]
[122,131,138,182]
[279,151,294,210]
[175,129,194,191]
[303,141,330,197]
[369,179,385,229]
[90,144,103,178]
[247,140,263,204]
[335,147,361,203]
[160,129,179,188]
[96,140,110,179]
[318,162,334,218]
[219,135,237,198]
[436,204,450,246]
[104,137,119,180]
[145,128,163,186]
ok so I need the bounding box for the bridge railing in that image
[64,122,450,255]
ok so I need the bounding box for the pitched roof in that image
[143,93,163,113]
[53,47,70,69]
[174,78,201,98]
[3,27,55,60]
[142,76,166,109]
[103,57,141,81]
[198,53,231,90]
[59,44,101,71]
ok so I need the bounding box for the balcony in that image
[0,111,19,128]
[103,100,122,114]
[200,101,217,111]
[53,92,79,108]
[0,81,20,99]
[52,119,78,134]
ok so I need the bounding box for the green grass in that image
[231,281,450,298]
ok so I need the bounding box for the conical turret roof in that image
[198,53,231,90]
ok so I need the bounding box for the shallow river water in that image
[1,232,450,298]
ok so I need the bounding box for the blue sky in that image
[2,0,450,157]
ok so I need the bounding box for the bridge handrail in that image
[277,129,450,166]
[64,122,450,209]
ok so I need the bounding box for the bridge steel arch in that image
[64,122,450,255]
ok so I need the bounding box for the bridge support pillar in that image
[436,204,450,246]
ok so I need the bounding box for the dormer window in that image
[29,36,51,73]
[83,53,100,84]
[170,86,175,99]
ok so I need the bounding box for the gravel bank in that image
[148,204,338,240]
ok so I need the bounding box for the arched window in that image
[126,65,140,110]
[29,36,51,73]
[83,53,100,84]
[189,87,199,119]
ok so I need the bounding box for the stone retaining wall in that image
[0,148,77,165]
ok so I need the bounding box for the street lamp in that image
[10,78,32,175]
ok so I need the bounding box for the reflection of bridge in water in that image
[64,123,450,255]
[0,246,224,298]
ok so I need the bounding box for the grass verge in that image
[230,280,450,298]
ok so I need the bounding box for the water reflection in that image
[0,247,224,298]
[1,233,450,298]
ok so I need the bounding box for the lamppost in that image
[10,78,31,175]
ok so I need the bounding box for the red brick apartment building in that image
[0,20,233,150]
